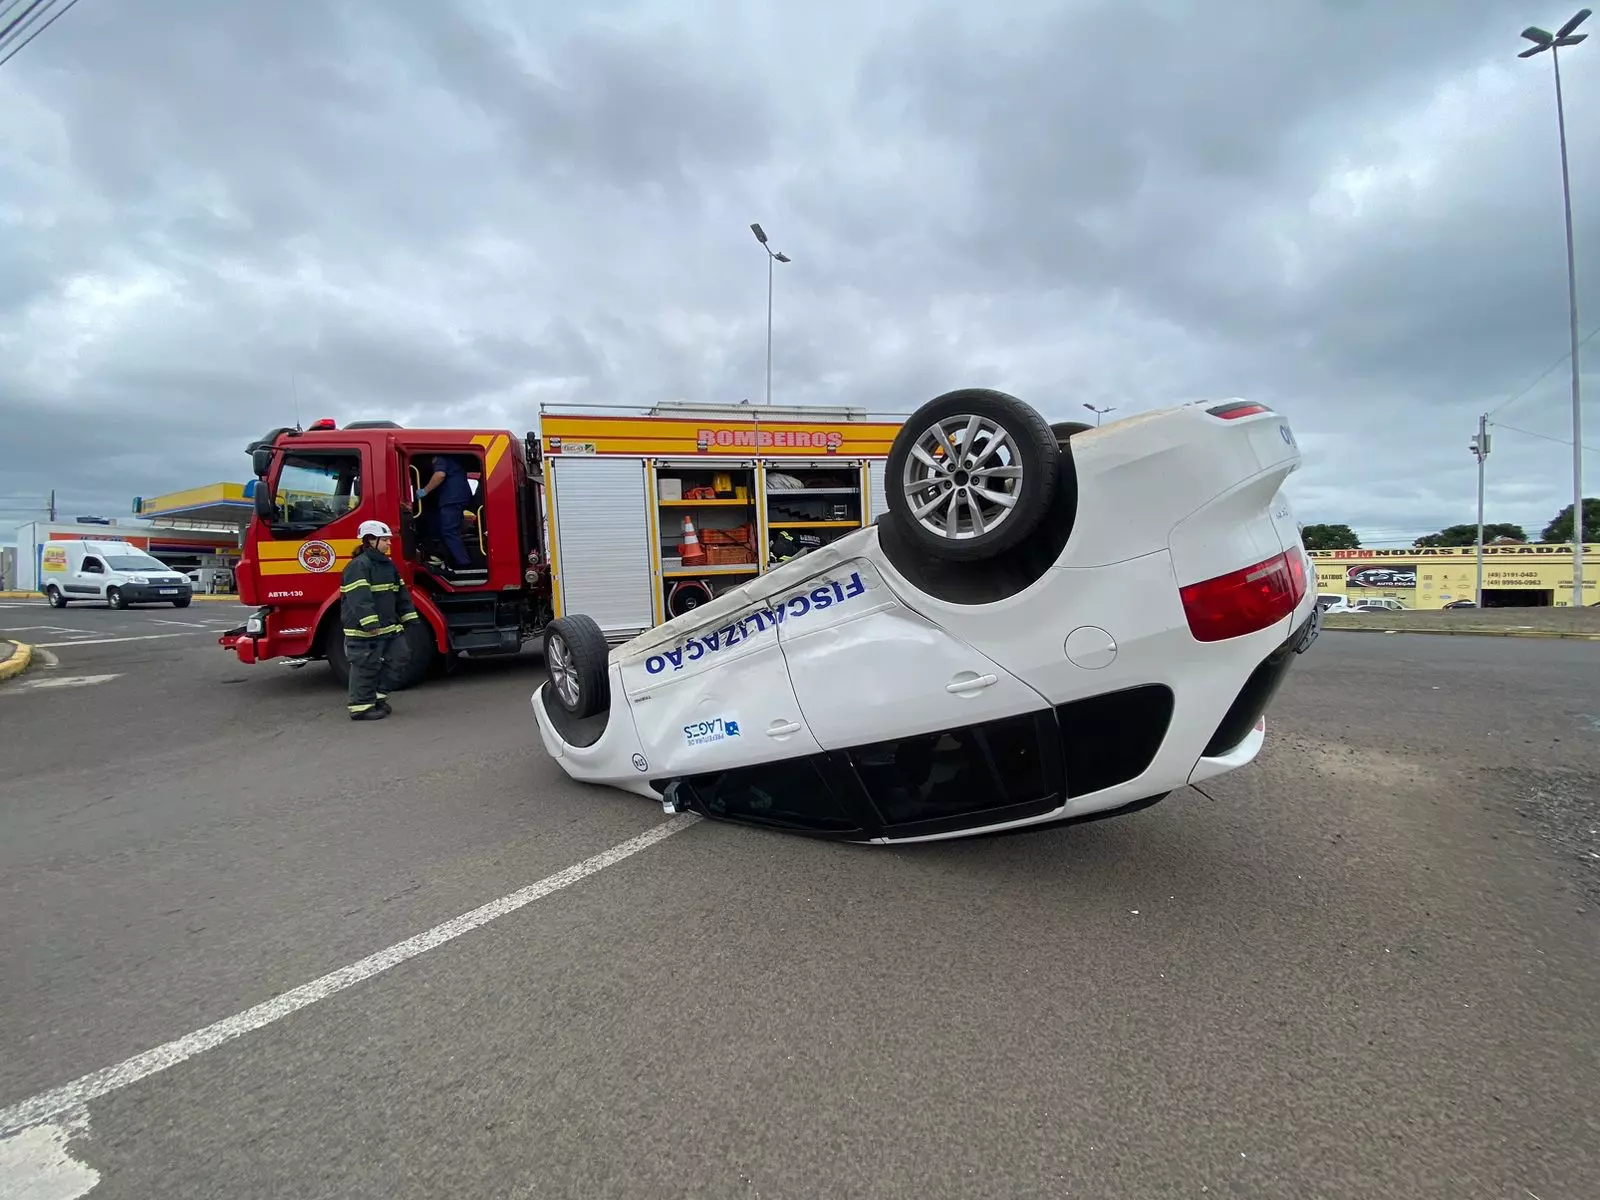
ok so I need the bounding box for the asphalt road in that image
[2,601,1599,1199]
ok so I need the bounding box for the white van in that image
[39,540,195,609]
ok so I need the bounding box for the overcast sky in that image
[1,0,1596,547]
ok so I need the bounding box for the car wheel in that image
[886,388,1060,562]
[46,586,67,608]
[172,597,192,609]
[543,614,610,719]
[108,588,128,610]
[1050,420,1094,443]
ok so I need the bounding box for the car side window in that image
[681,756,861,834]
[81,557,103,574]
[847,712,1053,828]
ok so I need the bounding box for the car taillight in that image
[1206,401,1273,420]
[1180,550,1307,643]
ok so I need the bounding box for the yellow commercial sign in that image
[1309,544,1600,608]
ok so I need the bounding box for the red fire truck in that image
[219,418,553,687]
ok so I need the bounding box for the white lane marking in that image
[0,814,702,1137]
[0,626,83,634]
[30,634,194,648]
[151,620,212,628]
[0,1107,99,1199]
[0,675,122,694]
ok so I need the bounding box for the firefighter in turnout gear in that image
[340,520,420,720]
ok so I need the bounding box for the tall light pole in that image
[1519,10,1589,604]
[1471,416,1491,607]
[1083,403,1115,426]
[750,223,790,407]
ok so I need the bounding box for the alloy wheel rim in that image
[900,413,1023,540]
[548,634,580,705]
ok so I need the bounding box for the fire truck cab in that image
[221,418,552,686]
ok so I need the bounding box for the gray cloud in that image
[1,0,1596,547]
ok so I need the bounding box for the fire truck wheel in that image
[394,619,438,690]
[885,387,1059,563]
[543,614,610,719]
[325,629,351,686]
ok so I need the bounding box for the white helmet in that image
[358,520,393,540]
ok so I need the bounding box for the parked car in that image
[38,539,194,609]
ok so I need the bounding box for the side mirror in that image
[254,486,277,521]
[251,447,274,477]
[660,780,691,815]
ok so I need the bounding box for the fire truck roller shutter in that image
[868,457,889,524]
[549,456,655,636]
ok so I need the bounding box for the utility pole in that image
[48,489,56,521]
[1083,404,1115,426]
[1471,416,1491,607]
[1519,9,1590,604]
[749,223,791,406]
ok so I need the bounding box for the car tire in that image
[1050,420,1094,444]
[172,597,192,609]
[46,586,67,608]
[108,588,128,610]
[886,388,1060,562]
[543,614,610,719]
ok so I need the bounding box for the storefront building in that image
[1309,544,1600,608]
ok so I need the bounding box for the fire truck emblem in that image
[297,541,337,573]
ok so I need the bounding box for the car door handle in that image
[947,672,998,694]
[767,720,803,737]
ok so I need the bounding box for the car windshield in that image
[105,555,168,572]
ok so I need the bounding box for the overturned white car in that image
[532,388,1318,842]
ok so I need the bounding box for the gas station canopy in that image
[133,481,256,528]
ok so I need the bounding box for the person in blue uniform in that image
[417,453,474,570]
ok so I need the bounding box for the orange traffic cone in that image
[679,514,707,566]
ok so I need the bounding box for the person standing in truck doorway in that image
[416,453,473,572]
[341,520,419,721]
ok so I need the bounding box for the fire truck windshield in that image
[270,451,363,533]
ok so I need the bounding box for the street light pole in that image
[1520,9,1590,604]
[750,223,791,407]
[1083,403,1115,426]
[1471,415,1491,607]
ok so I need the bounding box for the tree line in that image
[1301,497,1600,550]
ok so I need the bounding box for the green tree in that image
[1539,497,1600,544]
[1413,522,1527,548]
[1300,523,1360,550]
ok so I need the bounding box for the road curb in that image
[1322,623,1600,641]
[0,591,241,602]
[0,640,34,682]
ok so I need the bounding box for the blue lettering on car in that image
[645,571,868,674]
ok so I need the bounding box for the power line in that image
[1487,321,1600,418]
[0,0,81,70]
[1491,421,1600,454]
[0,0,48,48]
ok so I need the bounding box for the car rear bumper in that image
[533,680,659,800]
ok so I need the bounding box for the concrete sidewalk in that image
[0,639,34,681]
[1323,606,1600,640]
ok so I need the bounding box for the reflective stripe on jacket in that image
[339,546,420,638]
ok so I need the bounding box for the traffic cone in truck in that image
[679,514,707,567]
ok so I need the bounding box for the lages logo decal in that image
[296,541,337,573]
